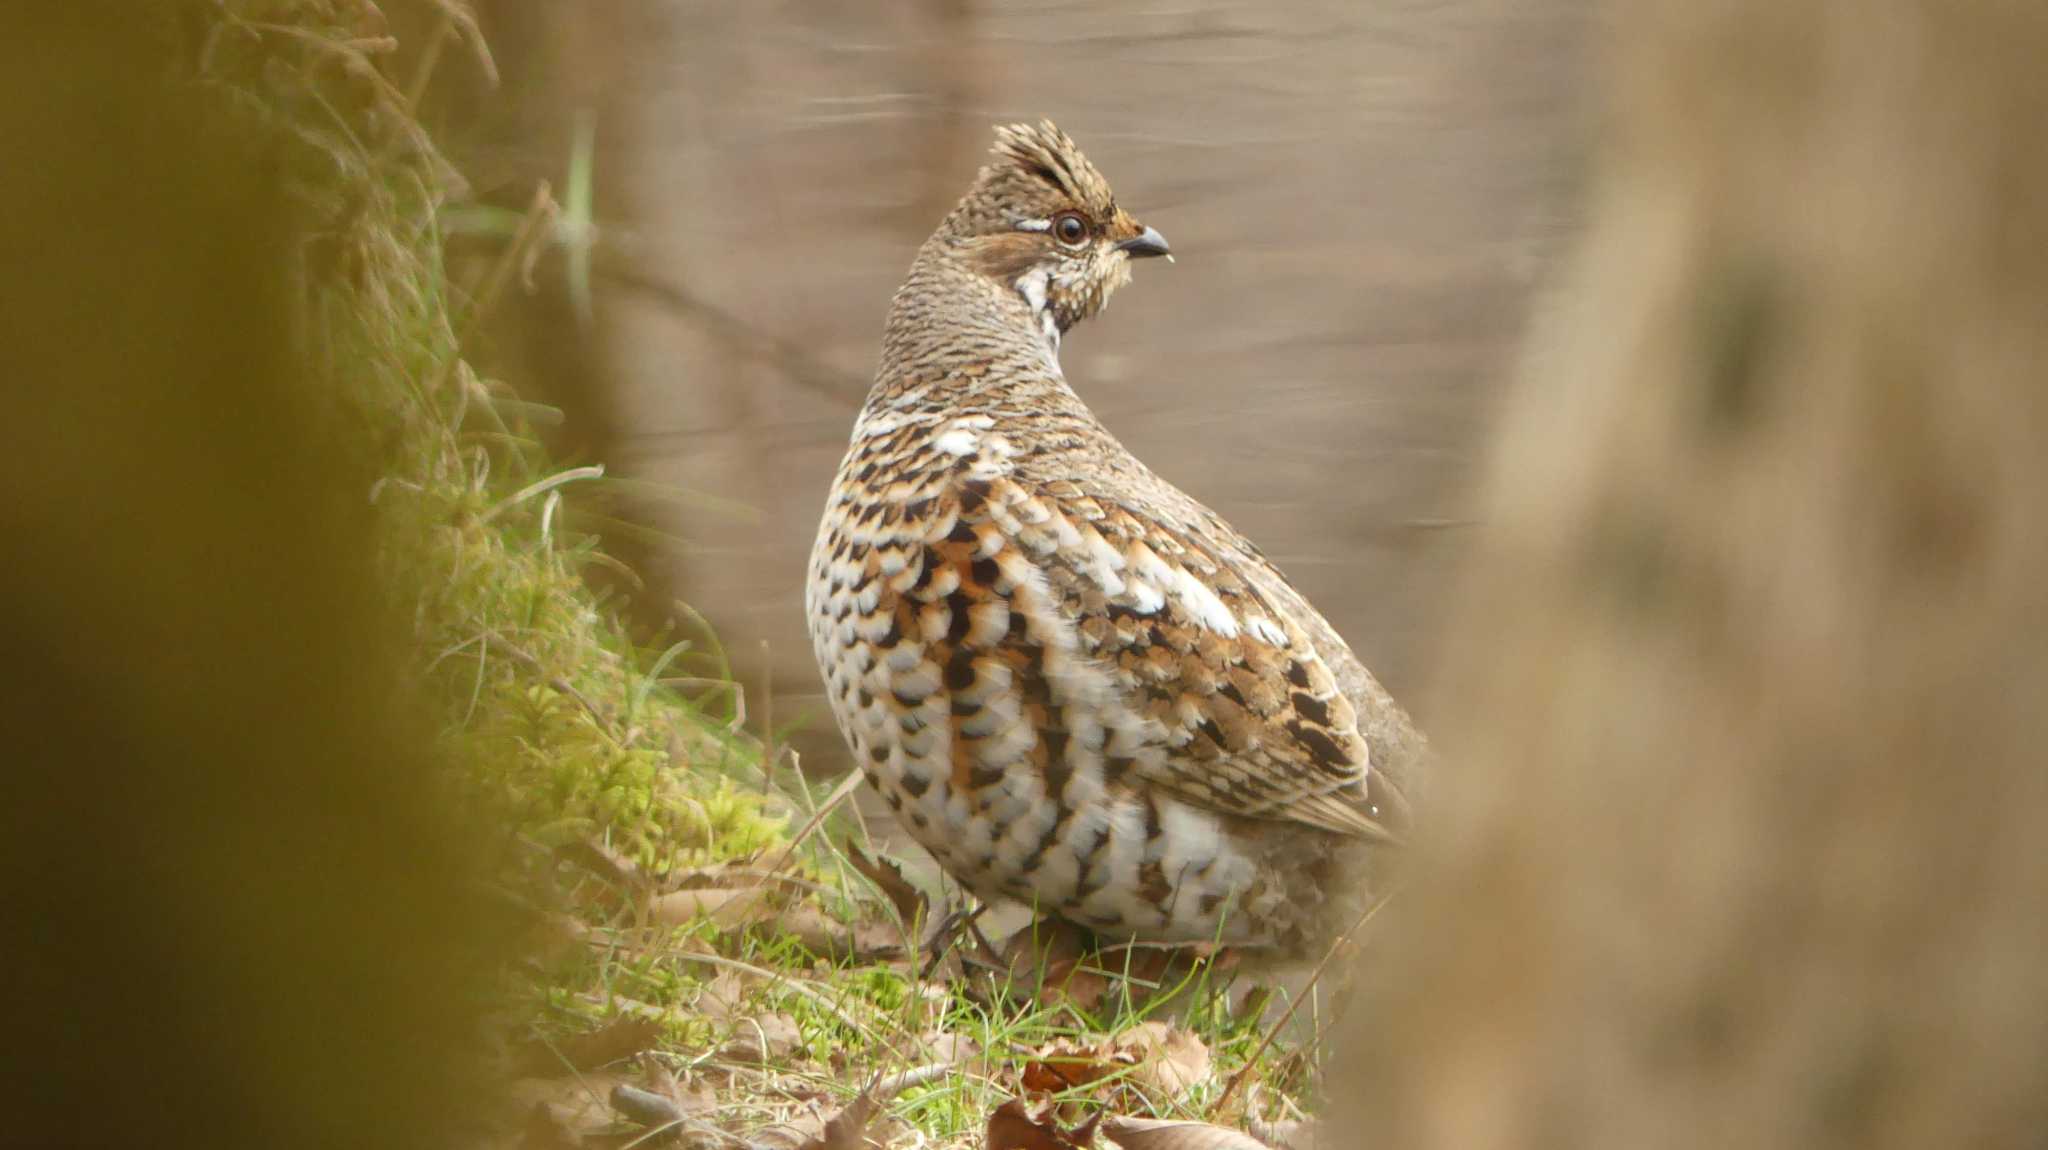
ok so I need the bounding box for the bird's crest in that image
[983,120,1117,217]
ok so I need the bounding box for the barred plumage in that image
[808,121,1420,951]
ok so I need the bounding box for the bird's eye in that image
[1053,212,1089,246]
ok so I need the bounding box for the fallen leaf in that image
[1021,1060,1074,1094]
[804,1088,879,1150]
[1228,984,1275,1027]
[991,920,1108,1012]
[650,885,773,929]
[1102,1022,1211,1098]
[1100,1117,1271,1150]
[844,839,928,929]
[757,1087,893,1150]
[692,969,756,1022]
[1021,1024,1208,1107]
[521,1100,585,1149]
[1245,1114,1315,1150]
[718,1011,804,1064]
[557,838,652,893]
[642,1056,685,1105]
[526,909,593,965]
[574,993,672,1025]
[520,1015,664,1074]
[772,902,906,962]
[1020,1037,1108,1094]
[908,1029,980,1068]
[985,1097,1098,1150]
[507,1072,635,1147]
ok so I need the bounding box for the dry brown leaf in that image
[1022,1024,1208,1105]
[992,921,1108,1012]
[1102,1022,1211,1098]
[524,909,593,966]
[772,902,906,961]
[692,969,756,1022]
[805,1089,880,1150]
[985,1097,1099,1150]
[557,838,652,893]
[757,1087,891,1150]
[1244,1114,1314,1150]
[573,994,673,1027]
[1021,1037,1108,1094]
[718,1011,804,1064]
[909,1029,981,1067]
[1037,959,1109,1012]
[843,839,928,929]
[1100,1117,1270,1150]
[519,1015,664,1074]
[1094,945,1205,995]
[1021,1060,1076,1094]
[641,1056,686,1106]
[507,1072,635,1146]
[521,1100,586,1150]
[650,885,774,929]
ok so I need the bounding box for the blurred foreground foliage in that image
[2,5,792,1141]
[199,0,788,873]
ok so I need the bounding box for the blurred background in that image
[430,0,1593,771]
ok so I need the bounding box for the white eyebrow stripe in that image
[1014,218,1052,232]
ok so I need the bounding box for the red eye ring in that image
[1052,212,1089,246]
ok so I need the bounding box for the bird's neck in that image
[869,240,1074,416]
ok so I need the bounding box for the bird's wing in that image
[911,468,1396,840]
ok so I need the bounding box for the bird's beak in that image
[1116,226,1173,262]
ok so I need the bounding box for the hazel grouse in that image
[807,121,1422,953]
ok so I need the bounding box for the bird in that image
[806,121,1424,953]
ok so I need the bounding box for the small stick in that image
[1210,888,1396,1117]
[874,1060,957,1100]
[482,631,620,746]
[750,770,866,883]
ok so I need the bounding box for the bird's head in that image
[937,120,1171,338]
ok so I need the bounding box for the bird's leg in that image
[919,900,993,979]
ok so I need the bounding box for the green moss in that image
[198,0,786,883]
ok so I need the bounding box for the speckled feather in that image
[808,122,1411,950]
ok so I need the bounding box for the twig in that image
[1210,888,1398,1117]
[597,254,869,403]
[611,1084,747,1150]
[481,630,619,744]
[438,182,557,400]
[874,1060,958,1100]
[611,1084,683,1127]
[662,950,871,1039]
[750,770,867,884]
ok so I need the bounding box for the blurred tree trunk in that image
[1345,2,2048,1147]
[0,6,494,1144]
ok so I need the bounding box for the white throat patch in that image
[1013,267,1062,366]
